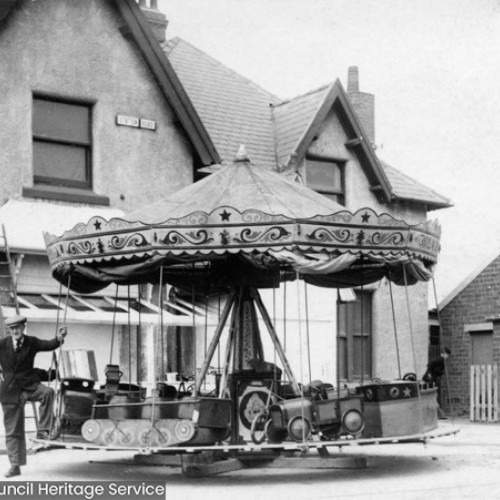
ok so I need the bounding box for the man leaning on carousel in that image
[0,314,67,478]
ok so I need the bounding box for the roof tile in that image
[379,159,451,208]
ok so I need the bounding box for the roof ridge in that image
[161,36,181,53]
[273,82,332,107]
[164,37,281,103]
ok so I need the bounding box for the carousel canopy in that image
[45,147,441,294]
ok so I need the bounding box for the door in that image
[470,331,493,365]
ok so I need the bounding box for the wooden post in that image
[180,451,367,477]
[494,364,499,421]
[195,291,236,394]
[250,287,301,395]
[482,365,485,422]
[181,452,243,477]
[487,364,493,422]
[470,365,474,422]
[475,365,480,422]
[218,294,241,398]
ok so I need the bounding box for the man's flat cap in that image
[5,314,27,327]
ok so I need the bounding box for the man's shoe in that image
[4,466,20,478]
[36,430,50,440]
[49,429,61,440]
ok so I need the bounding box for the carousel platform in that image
[30,423,460,453]
[28,424,460,477]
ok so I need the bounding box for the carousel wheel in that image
[152,424,172,447]
[403,372,417,381]
[250,411,268,444]
[103,422,122,446]
[264,419,287,443]
[81,419,101,442]
[117,429,134,446]
[137,421,153,447]
[107,421,133,447]
[341,408,364,436]
[174,419,196,442]
[287,416,312,443]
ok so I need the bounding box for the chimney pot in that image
[347,66,359,92]
[139,1,168,43]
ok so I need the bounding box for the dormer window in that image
[306,156,345,205]
[32,96,92,189]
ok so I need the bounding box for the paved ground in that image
[1,418,499,500]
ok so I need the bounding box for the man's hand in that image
[57,325,68,344]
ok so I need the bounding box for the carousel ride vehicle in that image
[40,146,458,475]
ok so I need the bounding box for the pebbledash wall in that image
[0,0,194,211]
[436,255,500,415]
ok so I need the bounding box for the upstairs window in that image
[32,96,92,189]
[306,157,345,205]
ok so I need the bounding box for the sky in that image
[158,0,500,303]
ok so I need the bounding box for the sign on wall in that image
[116,114,156,131]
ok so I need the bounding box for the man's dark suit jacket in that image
[0,335,61,404]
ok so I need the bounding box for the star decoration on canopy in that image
[361,212,371,223]
[94,220,102,230]
[220,210,231,221]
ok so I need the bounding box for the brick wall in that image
[439,255,500,415]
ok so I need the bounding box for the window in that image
[338,291,372,381]
[429,324,441,346]
[32,96,92,189]
[428,324,442,360]
[306,157,345,205]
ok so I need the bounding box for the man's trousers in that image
[2,384,55,466]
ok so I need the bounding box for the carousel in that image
[39,146,458,476]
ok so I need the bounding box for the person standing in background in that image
[423,347,451,419]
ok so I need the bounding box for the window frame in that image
[337,290,372,381]
[305,154,346,206]
[32,94,93,190]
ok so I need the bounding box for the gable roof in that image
[0,0,220,167]
[109,0,220,166]
[273,80,393,202]
[436,250,500,311]
[272,84,331,167]
[164,37,450,209]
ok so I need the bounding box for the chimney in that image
[346,66,375,147]
[138,0,168,43]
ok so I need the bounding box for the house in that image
[431,250,500,416]
[0,0,450,395]
[0,0,220,384]
[162,38,451,383]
